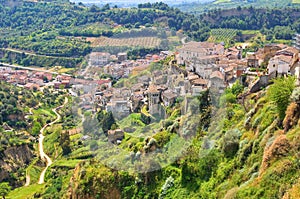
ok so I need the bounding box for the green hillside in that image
[178,0,300,14]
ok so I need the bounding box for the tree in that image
[221,129,240,158]
[60,132,71,155]
[230,80,244,96]
[31,121,42,136]
[268,76,295,121]
[43,76,49,83]
[182,19,191,31]
[90,140,98,151]
[167,18,176,29]
[0,182,11,199]
[101,111,116,135]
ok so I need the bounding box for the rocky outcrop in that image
[0,144,34,186]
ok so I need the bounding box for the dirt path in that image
[38,97,68,184]
[25,171,30,187]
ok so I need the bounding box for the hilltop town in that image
[1,39,300,124]
[2,1,300,198]
[1,38,299,152]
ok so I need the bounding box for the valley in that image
[0,1,300,199]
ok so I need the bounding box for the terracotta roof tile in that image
[210,71,224,80]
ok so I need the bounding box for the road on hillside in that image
[0,62,72,76]
[38,97,68,184]
[3,48,78,60]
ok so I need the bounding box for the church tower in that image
[148,83,160,115]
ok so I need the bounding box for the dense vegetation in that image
[0,81,66,149]
[200,6,300,41]
[0,2,208,53]
[0,81,37,129]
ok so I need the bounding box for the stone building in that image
[148,84,160,115]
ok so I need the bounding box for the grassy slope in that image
[7,184,45,199]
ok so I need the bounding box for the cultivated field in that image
[87,36,161,48]
[208,28,238,44]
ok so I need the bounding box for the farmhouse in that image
[34,72,53,81]
[24,83,40,90]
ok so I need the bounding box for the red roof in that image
[96,79,111,85]
[210,71,224,80]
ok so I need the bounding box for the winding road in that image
[37,97,68,185]
[0,62,72,77]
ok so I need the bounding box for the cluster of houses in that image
[176,41,300,92]
[1,40,300,145]
[0,68,53,90]
[1,41,299,129]
[0,67,84,90]
[88,51,169,79]
[75,41,300,122]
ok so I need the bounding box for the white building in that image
[89,52,111,67]
[177,41,224,65]
[268,47,299,76]
[268,55,292,76]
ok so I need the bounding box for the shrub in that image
[283,102,300,132]
[261,134,290,174]
[220,129,241,158]
[267,76,295,121]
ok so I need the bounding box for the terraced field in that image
[87,36,161,48]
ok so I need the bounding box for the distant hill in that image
[177,0,300,14]
[70,0,214,8]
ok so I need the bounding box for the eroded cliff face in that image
[0,144,34,186]
[66,163,122,199]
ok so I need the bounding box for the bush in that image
[89,140,98,151]
[267,76,295,121]
[220,129,241,158]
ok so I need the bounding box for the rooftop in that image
[277,47,299,56]
[162,90,178,99]
[210,71,224,80]
[148,84,159,93]
[179,41,223,54]
[275,54,293,64]
[192,78,208,85]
